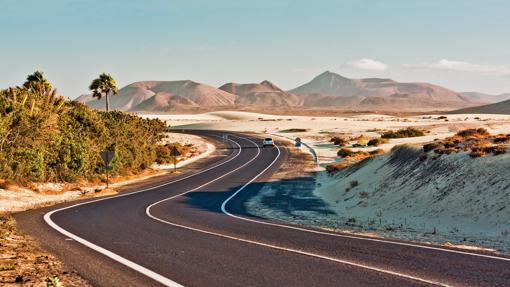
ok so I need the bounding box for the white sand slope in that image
[314,145,510,251]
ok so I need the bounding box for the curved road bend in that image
[15,131,510,287]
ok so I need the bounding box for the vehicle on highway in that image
[262,137,274,147]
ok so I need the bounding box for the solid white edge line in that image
[223,137,510,263]
[43,133,242,287]
[43,211,184,287]
[147,136,451,287]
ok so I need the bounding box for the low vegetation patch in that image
[279,128,309,133]
[369,149,385,156]
[337,148,369,159]
[328,148,386,174]
[155,143,194,164]
[367,137,389,146]
[381,127,426,139]
[422,128,508,158]
[330,136,348,146]
[326,161,349,173]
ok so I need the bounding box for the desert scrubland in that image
[146,111,510,252]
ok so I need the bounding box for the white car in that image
[262,137,274,147]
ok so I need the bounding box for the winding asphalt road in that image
[15,131,510,287]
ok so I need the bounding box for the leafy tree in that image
[89,73,118,112]
[23,70,53,94]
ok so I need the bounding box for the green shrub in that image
[337,148,356,157]
[423,142,441,152]
[456,128,489,138]
[0,85,166,183]
[469,150,485,158]
[381,127,425,139]
[369,149,385,156]
[492,145,507,155]
[367,138,388,146]
[330,136,348,146]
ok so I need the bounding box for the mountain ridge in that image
[76,71,506,112]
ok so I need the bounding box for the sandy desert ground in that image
[142,111,510,166]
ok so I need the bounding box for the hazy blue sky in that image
[1,0,509,98]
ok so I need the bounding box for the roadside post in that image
[170,146,181,172]
[100,150,114,189]
[295,137,302,148]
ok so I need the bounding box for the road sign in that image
[100,150,114,189]
[100,150,114,165]
[170,146,181,172]
[295,137,302,148]
[170,146,181,157]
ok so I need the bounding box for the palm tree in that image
[23,70,52,93]
[89,73,118,112]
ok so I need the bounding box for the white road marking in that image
[223,137,510,263]
[44,133,243,287]
[146,136,451,287]
[44,132,507,287]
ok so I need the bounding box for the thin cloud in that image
[404,59,510,76]
[345,58,388,71]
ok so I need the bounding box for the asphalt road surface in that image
[15,131,510,287]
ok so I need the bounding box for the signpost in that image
[295,137,302,148]
[100,150,114,189]
[170,146,181,172]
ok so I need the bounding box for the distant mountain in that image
[289,71,475,110]
[450,99,510,115]
[219,80,302,106]
[76,80,237,111]
[460,92,510,104]
[76,72,503,113]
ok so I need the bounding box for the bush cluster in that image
[456,128,490,138]
[421,128,508,159]
[330,136,348,146]
[155,143,193,164]
[381,127,425,139]
[0,86,166,183]
[367,137,388,146]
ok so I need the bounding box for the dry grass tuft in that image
[367,138,389,147]
[423,128,509,158]
[330,136,348,146]
[381,127,426,139]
